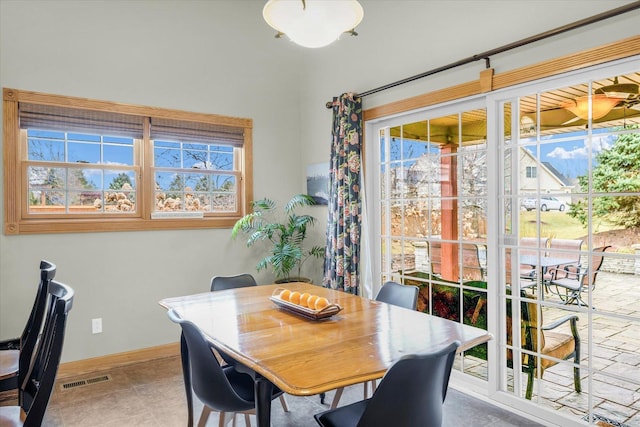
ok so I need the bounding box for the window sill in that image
[5,216,240,235]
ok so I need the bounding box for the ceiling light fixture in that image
[562,95,621,121]
[263,0,364,49]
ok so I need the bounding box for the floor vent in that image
[60,374,111,391]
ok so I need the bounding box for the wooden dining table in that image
[159,282,492,427]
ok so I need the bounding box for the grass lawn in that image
[519,210,621,240]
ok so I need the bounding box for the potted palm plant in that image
[231,194,325,283]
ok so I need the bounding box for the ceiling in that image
[390,72,640,145]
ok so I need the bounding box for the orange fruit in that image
[279,289,291,301]
[307,295,318,309]
[289,291,301,305]
[315,297,329,310]
[299,293,311,307]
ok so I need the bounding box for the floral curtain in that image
[323,93,362,294]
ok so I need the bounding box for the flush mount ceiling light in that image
[263,0,364,49]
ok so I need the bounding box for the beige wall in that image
[1,0,639,363]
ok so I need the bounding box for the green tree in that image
[109,173,132,190]
[568,129,640,228]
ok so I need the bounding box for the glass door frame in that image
[363,55,640,427]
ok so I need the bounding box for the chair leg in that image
[574,339,582,394]
[243,413,251,427]
[330,387,345,409]
[198,406,212,427]
[279,394,290,412]
[525,371,534,400]
[363,379,377,399]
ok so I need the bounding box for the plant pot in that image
[274,277,313,284]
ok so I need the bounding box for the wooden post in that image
[440,144,459,280]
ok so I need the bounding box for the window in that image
[525,165,536,178]
[3,88,253,234]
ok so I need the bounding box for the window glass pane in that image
[68,141,100,163]
[28,132,65,162]
[104,143,134,165]
[68,168,102,190]
[154,144,181,168]
[28,167,66,213]
[104,170,136,213]
[389,132,401,162]
[209,150,234,170]
[183,145,209,169]
[461,145,487,197]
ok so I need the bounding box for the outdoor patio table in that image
[520,255,575,298]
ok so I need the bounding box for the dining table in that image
[159,282,493,427]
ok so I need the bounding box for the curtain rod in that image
[325,1,640,109]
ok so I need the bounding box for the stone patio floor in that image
[460,270,640,426]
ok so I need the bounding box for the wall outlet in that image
[92,318,102,334]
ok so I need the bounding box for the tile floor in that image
[0,355,542,426]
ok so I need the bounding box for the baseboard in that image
[56,342,180,380]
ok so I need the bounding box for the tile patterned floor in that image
[0,355,541,426]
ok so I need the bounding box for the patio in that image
[462,269,640,426]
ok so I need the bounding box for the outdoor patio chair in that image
[519,237,549,280]
[506,288,581,400]
[548,246,611,307]
[461,243,487,281]
[542,238,583,282]
[428,241,442,277]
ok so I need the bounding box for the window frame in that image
[525,165,537,178]
[3,88,253,234]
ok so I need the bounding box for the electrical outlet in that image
[92,318,102,334]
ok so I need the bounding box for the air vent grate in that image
[60,374,111,391]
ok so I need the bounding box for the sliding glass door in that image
[366,57,640,426]
[371,100,490,379]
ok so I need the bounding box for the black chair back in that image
[18,261,57,391]
[357,341,459,427]
[315,341,459,427]
[210,274,257,292]
[375,281,418,310]
[167,309,258,413]
[20,280,74,426]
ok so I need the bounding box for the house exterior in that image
[519,147,573,203]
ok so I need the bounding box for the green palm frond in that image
[231,194,324,280]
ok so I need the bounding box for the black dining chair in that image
[167,309,285,427]
[327,281,419,409]
[0,280,74,427]
[0,260,56,393]
[315,341,460,427]
[210,273,258,292]
[210,273,290,413]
